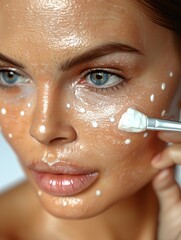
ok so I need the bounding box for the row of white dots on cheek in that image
[124,132,148,145]
[150,82,166,103]
[0,104,32,139]
[149,72,172,117]
[1,101,32,116]
[1,108,27,117]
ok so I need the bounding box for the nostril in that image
[50,137,68,144]
[30,123,77,145]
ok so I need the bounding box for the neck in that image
[43,183,159,240]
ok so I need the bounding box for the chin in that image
[38,194,108,219]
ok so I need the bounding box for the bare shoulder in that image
[0,181,38,238]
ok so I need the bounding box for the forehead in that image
[0,0,144,53]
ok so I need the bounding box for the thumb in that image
[152,168,181,212]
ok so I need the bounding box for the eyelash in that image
[0,66,29,91]
[0,66,129,93]
[80,68,129,92]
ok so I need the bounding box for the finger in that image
[158,131,181,144]
[152,168,181,211]
[151,144,181,169]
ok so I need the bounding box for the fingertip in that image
[158,131,181,143]
[152,168,174,192]
[152,168,181,210]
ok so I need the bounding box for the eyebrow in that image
[0,42,142,72]
[0,52,25,69]
[60,42,142,71]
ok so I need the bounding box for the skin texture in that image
[0,0,181,239]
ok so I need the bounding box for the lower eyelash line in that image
[85,79,129,93]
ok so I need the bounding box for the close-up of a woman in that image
[0,0,181,239]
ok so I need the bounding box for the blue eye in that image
[0,69,29,87]
[89,72,109,86]
[85,70,123,89]
[2,71,19,84]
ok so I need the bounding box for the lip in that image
[28,161,99,196]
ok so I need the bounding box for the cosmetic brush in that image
[118,108,181,133]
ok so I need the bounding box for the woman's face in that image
[0,0,180,218]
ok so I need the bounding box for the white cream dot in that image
[150,94,155,102]
[125,139,131,145]
[39,125,46,133]
[63,201,68,207]
[169,72,173,78]
[96,190,102,196]
[66,103,71,109]
[27,103,32,108]
[92,121,98,128]
[1,108,6,115]
[109,117,115,123]
[143,132,148,138]
[80,107,86,113]
[20,111,25,116]
[161,110,166,117]
[8,133,13,138]
[161,83,166,90]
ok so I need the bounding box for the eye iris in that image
[2,71,18,84]
[90,72,109,86]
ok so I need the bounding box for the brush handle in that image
[147,118,181,132]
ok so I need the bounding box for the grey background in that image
[0,133,26,193]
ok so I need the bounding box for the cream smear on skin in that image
[118,108,147,133]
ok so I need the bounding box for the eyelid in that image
[81,67,125,78]
[0,65,32,80]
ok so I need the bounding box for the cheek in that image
[0,89,35,149]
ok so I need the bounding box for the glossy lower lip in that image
[32,171,99,197]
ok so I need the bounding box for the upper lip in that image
[28,161,98,175]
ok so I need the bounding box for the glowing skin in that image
[0,0,181,239]
[8,133,13,138]
[38,190,42,196]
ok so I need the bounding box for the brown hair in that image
[135,0,181,36]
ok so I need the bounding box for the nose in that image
[29,83,77,145]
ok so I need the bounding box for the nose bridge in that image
[29,81,71,144]
[29,82,56,141]
[33,82,54,126]
[40,82,51,120]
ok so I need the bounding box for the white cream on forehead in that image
[118,108,147,133]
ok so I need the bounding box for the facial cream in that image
[118,108,147,133]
